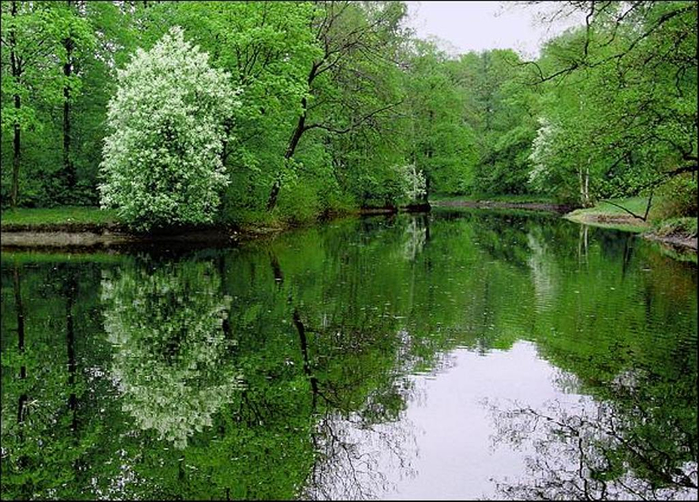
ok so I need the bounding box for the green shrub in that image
[655,175,698,219]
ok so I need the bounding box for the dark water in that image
[1,210,697,500]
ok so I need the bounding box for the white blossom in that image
[99,27,241,231]
[394,163,427,203]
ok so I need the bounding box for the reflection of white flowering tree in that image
[102,259,243,449]
[401,217,427,262]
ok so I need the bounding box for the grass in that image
[570,196,652,218]
[652,217,698,238]
[565,196,698,247]
[564,196,655,233]
[1,206,117,227]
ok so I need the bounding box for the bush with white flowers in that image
[395,163,427,203]
[99,27,240,231]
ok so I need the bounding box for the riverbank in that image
[0,205,430,249]
[564,198,697,251]
[3,201,696,253]
[430,195,574,213]
[1,208,303,249]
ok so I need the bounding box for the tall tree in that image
[1,1,54,206]
[265,1,408,211]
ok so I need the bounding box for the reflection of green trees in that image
[1,260,110,500]
[102,257,243,449]
[488,370,697,500]
[1,210,696,500]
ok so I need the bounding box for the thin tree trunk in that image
[12,99,21,208]
[579,161,591,208]
[10,0,21,208]
[266,62,319,211]
[266,96,308,211]
[642,188,654,221]
[63,0,75,196]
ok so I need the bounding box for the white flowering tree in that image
[528,117,558,193]
[394,163,427,204]
[99,27,240,231]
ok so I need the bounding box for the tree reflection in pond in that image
[487,368,697,501]
[101,257,243,449]
[1,211,696,500]
[303,409,418,500]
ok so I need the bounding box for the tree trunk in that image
[12,95,21,208]
[266,95,309,211]
[642,188,654,221]
[266,62,319,212]
[63,0,75,197]
[579,160,591,208]
[10,0,21,208]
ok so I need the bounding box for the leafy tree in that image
[265,0,409,212]
[404,41,477,197]
[1,1,59,207]
[98,27,240,230]
[456,49,538,196]
[524,1,697,210]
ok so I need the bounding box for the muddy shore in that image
[2,203,695,253]
[432,199,575,213]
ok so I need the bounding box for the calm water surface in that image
[1,210,697,500]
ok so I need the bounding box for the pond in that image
[1,209,697,500]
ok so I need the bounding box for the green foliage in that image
[653,217,698,238]
[1,0,695,223]
[527,2,697,209]
[655,174,698,219]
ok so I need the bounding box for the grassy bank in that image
[564,196,697,251]
[564,197,653,232]
[1,206,117,228]
[0,204,407,249]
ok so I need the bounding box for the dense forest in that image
[1,1,697,229]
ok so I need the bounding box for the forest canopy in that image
[1,1,696,227]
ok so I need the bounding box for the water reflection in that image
[101,256,243,449]
[304,409,418,500]
[1,210,696,500]
[488,368,697,500]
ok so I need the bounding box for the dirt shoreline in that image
[0,206,433,250]
[432,199,575,213]
[642,232,698,251]
[565,213,697,251]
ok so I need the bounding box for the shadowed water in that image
[1,210,697,500]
